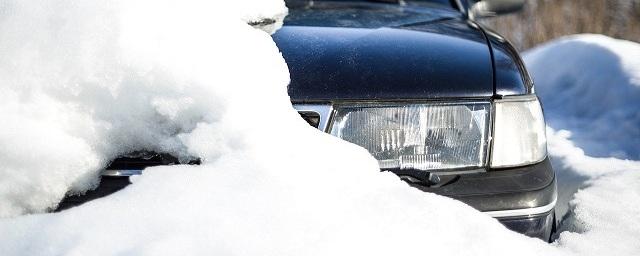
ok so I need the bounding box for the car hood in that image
[273,3,494,102]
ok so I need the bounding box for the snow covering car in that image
[58,0,557,241]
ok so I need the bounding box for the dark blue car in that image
[61,0,557,242]
[274,0,556,241]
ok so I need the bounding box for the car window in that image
[287,0,456,10]
[283,0,461,28]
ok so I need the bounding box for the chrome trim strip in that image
[292,104,334,132]
[483,197,557,218]
[429,168,486,175]
[102,169,143,176]
[495,94,538,102]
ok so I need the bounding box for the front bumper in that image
[498,210,555,241]
[58,157,557,240]
[408,157,557,240]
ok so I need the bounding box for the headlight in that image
[490,95,547,168]
[329,102,491,171]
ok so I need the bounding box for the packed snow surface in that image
[545,128,640,255]
[0,0,638,254]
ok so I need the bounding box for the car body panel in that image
[270,1,554,240]
[410,157,556,212]
[483,27,534,95]
[274,2,494,101]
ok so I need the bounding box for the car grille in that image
[105,151,200,171]
[298,111,321,128]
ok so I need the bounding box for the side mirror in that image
[469,0,525,19]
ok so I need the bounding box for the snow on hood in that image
[524,34,640,160]
[0,1,638,255]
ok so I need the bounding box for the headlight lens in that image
[490,95,547,168]
[330,103,491,171]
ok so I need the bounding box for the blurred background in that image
[480,0,640,50]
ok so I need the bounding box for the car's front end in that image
[275,0,557,240]
[59,0,557,241]
[291,95,555,241]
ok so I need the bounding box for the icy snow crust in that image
[0,0,637,254]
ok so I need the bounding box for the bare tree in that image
[481,0,640,50]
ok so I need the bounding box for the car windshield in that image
[306,0,454,8]
[283,0,460,28]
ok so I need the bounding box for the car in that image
[59,0,557,242]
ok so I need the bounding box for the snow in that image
[0,0,638,254]
[0,0,287,217]
[559,170,640,255]
[524,35,640,255]
[545,128,640,255]
[524,34,640,160]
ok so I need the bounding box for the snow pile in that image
[524,34,640,159]
[545,128,640,255]
[524,35,640,255]
[558,169,640,255]
[0,0,287,217]
[0,0,558,255]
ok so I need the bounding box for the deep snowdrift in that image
[524,34,640,160]
[0,0,638,254]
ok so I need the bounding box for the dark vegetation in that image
[481,0,640,50]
